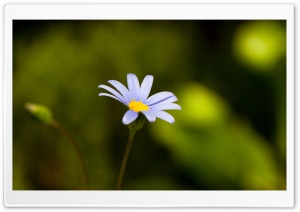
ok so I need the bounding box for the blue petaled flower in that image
[98,73,181,125]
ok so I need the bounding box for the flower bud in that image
[24,102,53,124]
[127,114,146,132]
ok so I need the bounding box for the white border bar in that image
[5,4,294,20]
[5,191,294,207]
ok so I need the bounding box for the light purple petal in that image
[98,84,127,105]
[163,96,178,103]
[98,93,126,105]
[149,95,178,106]
[127,73,140,100]
[139,75,153,102]
[150,102,181,111]
[122,110,138,125]
[152,110,175,124]
[146,92,174,106]
[108,80,131,104]
[141,110,156,122]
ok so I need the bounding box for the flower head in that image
[98,73,181,125]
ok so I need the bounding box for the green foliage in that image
[151,83,282,189]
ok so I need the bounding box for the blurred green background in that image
[13,20,286,190]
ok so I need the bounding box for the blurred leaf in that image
[178,83,230,128]
[151,83,281,189]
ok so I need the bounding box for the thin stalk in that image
[50,120,89,190]
[116,129,136,190]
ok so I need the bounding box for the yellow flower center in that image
[128,100,149,112]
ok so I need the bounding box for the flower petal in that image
[139,75,153,102]
[149,95,178,106]
[108,80,131,103]
[150,102,182,111]
[98,93,126,105]
[98,84,127,104]
[146,91,174,106]
[152,110,175,124]
[127,73,140,100]
[122,110,138,125]
[141,110,156,122]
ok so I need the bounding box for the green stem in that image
[116,129,136,190]
[50,120,90,190]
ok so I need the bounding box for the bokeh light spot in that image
[233,21,286,72]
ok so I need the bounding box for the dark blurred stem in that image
[116,129,136,190]
[50,120,89,190]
